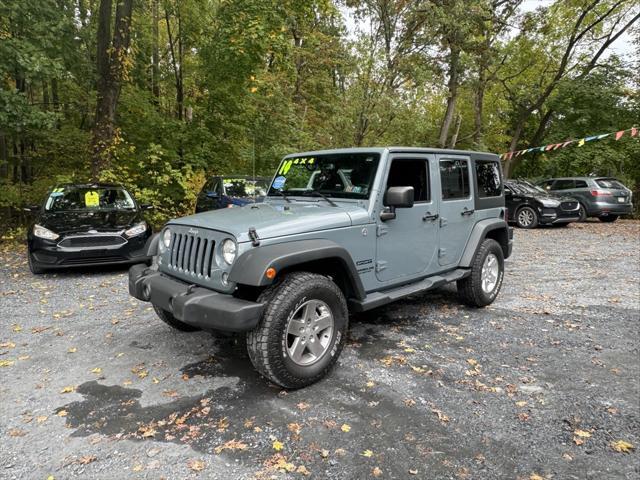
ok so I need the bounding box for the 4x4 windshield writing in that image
[268,153,380,200]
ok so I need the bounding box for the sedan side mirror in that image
[140,204,154,211]
[23,205,40,213]
[206,192,219,199]
[381,186,414,221]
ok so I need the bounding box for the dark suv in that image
[537,177,633,222]
[504,180,580,228]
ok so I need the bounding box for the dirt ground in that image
[1,220,639,479]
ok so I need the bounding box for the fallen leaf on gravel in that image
[373,466,382,477]
[162,390,179,398]
[67,347,77,353]
[297,465,310,475]
[272,440,284,451]
[288,423,302,434]
[216,417,229,432]
[341,423,351,432]
[574,429,591,438]
[18,355,29,360]
[320,449,329,458]
[36,416,48,423]
[296,402,310,411]
[132,464,143,472]
[409,468,418,475]
[530,474,544,480]
[274,457,296,472]
[362,449,374,457]
[516,401,527,407]
[404,398,416,407]
[8,428,26,437]
[366,380,375,387]
[78,455,96,465]
[611,440,634,453]
[57,410,67,417]
[12,324,22,332]
[518,412,530,422]
[91,368,102,374]
[214,439,248,454]
[138,425,156,438]
[431,408,450,423]
[0,341,16,349]
[0,360,14,367]
[60,386,75,393]
[152,377,160,384]
[31,326,51,333]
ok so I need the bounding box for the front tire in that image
[246,272,348,389]
[516,206,538,229]
[598,215,618,223]
[457,239,504,308]
[28,252,45,274]
[153,305,200,332]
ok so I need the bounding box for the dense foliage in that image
[1,0,638,228]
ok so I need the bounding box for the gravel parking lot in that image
[1,220,639,479]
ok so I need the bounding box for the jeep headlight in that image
[159,228,172,253]
[124,222,147,238]
[221,239,237,265]
[33,224,59,241]
[539,198,560,207]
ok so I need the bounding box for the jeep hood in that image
[168,202,366,242]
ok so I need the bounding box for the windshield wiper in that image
[303,189,338,207]
[272,190,291,203]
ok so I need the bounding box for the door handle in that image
[461,208,475,216]
[423,212,439,221]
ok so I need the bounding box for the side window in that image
[386,159,429,202]
[574,180,588,188]
[554,179,575,190]
[540,180,554,191]
[440,159,470,200]
[475,160,502,197]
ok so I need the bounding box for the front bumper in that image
[128,264,264,332]
[539,207,580,225]
[29,233,151,269]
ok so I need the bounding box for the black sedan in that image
[505,180,581,229]
[26,183,153,274]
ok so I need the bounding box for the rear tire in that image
[246,272,348,389]
[457,239,504,308]
[28,252,45,274]
[598,215,618,223]
[153,305,200,332]
[578,204,587,222]
[516,206,538,229]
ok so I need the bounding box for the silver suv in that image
[538,177,633,222]
[130,147,513,388]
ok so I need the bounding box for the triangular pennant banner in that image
[562,141,572,148]
[632,127,638,137]
[596,134,609,140]
[615,130,624,140]
[578,138,585,147]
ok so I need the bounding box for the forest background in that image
[1,0,638,228]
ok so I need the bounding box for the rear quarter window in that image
[596,178,625,189]
[475,160,502,197]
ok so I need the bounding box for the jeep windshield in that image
[268,153,380,200]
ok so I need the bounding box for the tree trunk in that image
[449,114,462,148]
[503,116,526,177]
[438,45,460,148]
[165,4,184,120]
[151,0,160,101]
[90,0,133,180]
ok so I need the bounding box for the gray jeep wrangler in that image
[129,147,513,388]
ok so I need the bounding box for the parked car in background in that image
[505,180,580,229]
[26,184,152,274]
[537,177,633,222]
[195,175,270,213]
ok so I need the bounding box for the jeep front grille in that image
[168,232,216,278]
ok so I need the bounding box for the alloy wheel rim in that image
[285,299,334,366]
[481,253,500,293]
[518,208,534,226]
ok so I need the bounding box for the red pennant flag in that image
[615,130,624,140]
[545,144,554,151]
[553,143,562,150]
[632,127,638,137]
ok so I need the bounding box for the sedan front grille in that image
[168,232,216,278]
[561,201,579,211]
[58,235,126,248]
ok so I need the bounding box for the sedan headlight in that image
[221,239,237,265]
[539,198,560,207]
[124,222,148,238]
[33,224,59,241]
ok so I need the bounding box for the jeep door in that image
[375,154,439,283]
[437,156,475,267]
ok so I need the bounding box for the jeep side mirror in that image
[381,186,414,221]
[140,204,154,211]
[23,205,40,213]
[206,191,219,199]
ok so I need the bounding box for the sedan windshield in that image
[268,153,380,200]
[45,187,136,212]
[224,178,268,197]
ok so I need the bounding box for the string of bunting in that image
[500,126,638,160]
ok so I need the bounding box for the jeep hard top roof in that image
[283,147,499,161]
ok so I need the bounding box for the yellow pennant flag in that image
[578,138,585,147]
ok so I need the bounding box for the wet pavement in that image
[1,220,639,479]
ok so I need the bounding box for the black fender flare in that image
[459,218,511,267]
[146,233,160,257]
[228,239,366,300]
